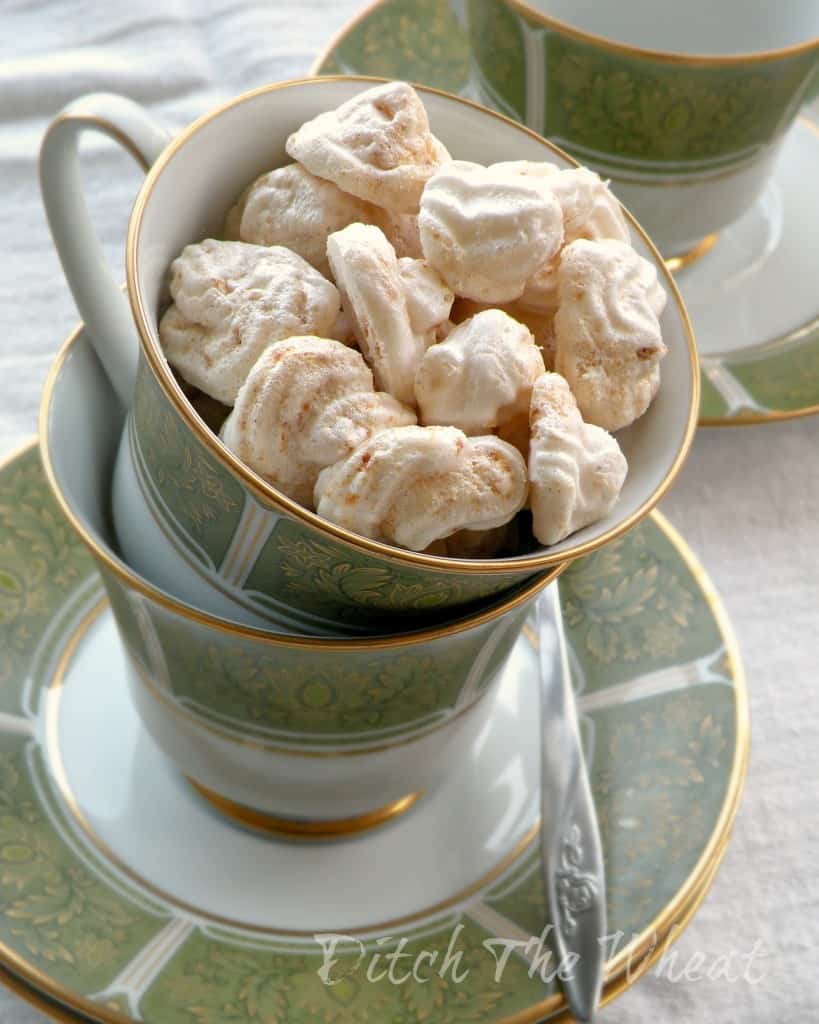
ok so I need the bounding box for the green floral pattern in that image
[133,358,535,626]
[107,576,526,743]
[543,41,813,170]
[143,920,546,1024]
[560,520,721,687]
[700,323,819,420]
[246,525,524,624]
[470,0,817,172]
[326,0,471,95]
[0,737,165,995]
[171,643,466,737]
[481,674,732,943]
[0,445,744,1022]
[133,362,244,568]
[0,453,87,712]
[467,0,529,118]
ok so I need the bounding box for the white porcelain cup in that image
[41,324,558,834]
[40,77,698,635]
[470,0,819,256]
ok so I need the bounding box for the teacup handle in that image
[40,94,171,407]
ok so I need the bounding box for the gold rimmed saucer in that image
[0,441,747,1023]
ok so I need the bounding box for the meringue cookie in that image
[552,168,629,244]
[529,372,628,546]
[307,391,417,467]
[378,210,424,259]
[416,309,545,434]
[554,239,668,432]
[327,306,357,346]
[419,160,564,303]
[489,160,560,179]
[220,337,415,508]
[518,259,561,316]
[314,426,528,552]
[517,168,630,313]
[450,298,556,371]
[397,257,454,343]
[326,223,425,406]
[159,240,340,405]
[489,162,627,245]
[510,304,557,371]
[225,163,379,277]
[286,81,449,214]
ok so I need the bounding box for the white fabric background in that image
[0,2,817,1020]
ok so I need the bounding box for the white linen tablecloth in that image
[1,2,817,1020]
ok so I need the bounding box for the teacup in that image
[467,0,819,256]
[40,323,562,834]
[40,76,697,633]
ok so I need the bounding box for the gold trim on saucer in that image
[626,510,749,959]
[701,401,819,427]
[0,858,723,1024]
[665,232,719,273]
[0,443,748,1023]
[698,120,819,426]
[0,963,84,1024]
[492,508,750,1024]
[506,848,728,1024]
[0,436,40,471]
[187,779,421,839]
[43,597,540,935]
[43,508,747,953]
[309,0,393,75]
[124,76,699,575]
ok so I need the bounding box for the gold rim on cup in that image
[39,324,567,649]
[124,75,700,575]
[503,0,819,64]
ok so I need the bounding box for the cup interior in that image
[129,78,696,567]
[523,0,819,56]
[47,338,124,549]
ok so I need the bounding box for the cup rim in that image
[503,0,819,64]
[125,74,699,575]
[39,325,565,649]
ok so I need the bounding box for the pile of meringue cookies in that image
[159,81,668,557]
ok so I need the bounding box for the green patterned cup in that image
[467,0,819,256]
[41,324,562,834]
[40,76,697,634]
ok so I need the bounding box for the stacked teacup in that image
[466,0,819,259]
[39,77,698,837]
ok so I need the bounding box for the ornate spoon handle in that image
[538,583,606,1022]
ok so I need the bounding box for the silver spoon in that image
[538,582,606,1021]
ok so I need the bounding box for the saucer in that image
[0,442,747,1022]
[314,0,819,427]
